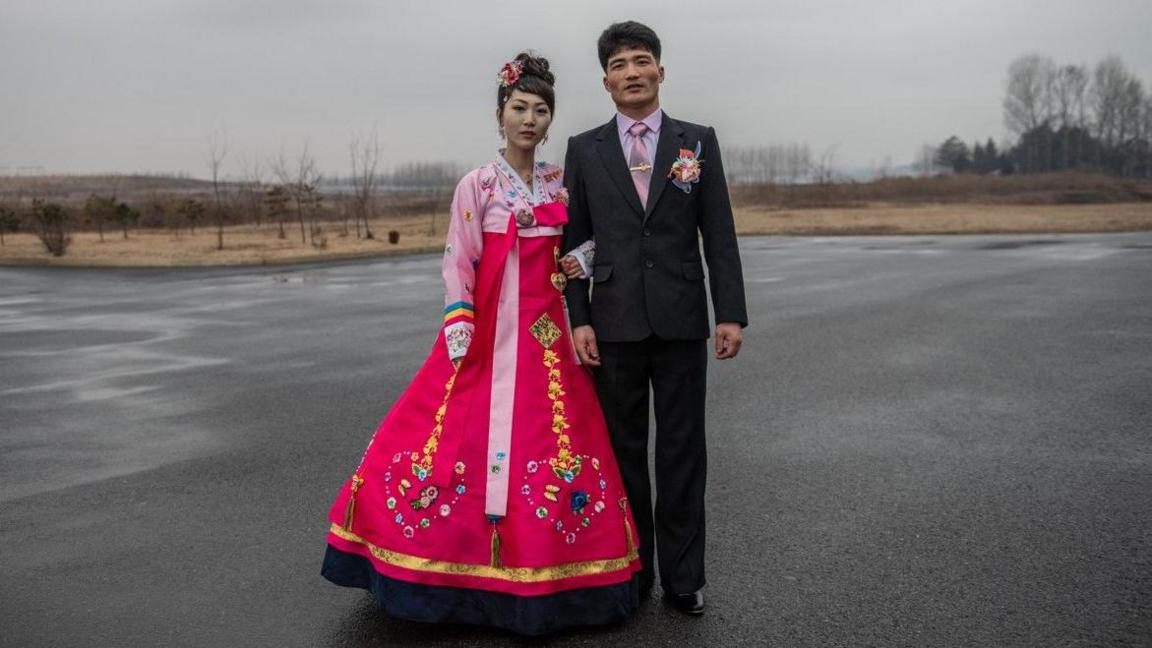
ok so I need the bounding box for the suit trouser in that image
[594,336,708,595]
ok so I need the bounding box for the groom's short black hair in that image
[597,21,661,71]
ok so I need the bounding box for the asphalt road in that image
[2,233,1150,647]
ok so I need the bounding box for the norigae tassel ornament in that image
[342,474,365,532]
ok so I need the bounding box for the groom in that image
[562,21,747,615]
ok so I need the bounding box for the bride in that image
[321,52,642,635]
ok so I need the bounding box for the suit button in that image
[643,228,651,237]
[644,260,654,269]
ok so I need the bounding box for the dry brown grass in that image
[3,202,1151,267]
[732,171,1152,209]
[0,215,447,267]
[734,202,1152,236]
[3,171,1152,266]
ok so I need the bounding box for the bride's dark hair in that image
[498,52,556,117]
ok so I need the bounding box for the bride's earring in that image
[541,133,549,146]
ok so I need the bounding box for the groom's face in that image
[603,48,664,112]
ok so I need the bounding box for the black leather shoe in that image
[663,590,705,615]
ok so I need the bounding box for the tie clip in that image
[629,163,652,173]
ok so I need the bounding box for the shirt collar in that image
[615,107,663,139]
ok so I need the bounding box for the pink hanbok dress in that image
[321,155,641,635]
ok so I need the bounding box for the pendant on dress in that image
[550,272,567,292]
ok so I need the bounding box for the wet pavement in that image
[2,233,1151,647]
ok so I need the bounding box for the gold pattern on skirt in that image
[329,523,638,582]
[529,313,562,348]
[413,372,458,481]
[550,272,567,292]
[543,348,581,481]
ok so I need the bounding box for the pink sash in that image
[427,201,567,519]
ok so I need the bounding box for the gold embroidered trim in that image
[529,313,562,348]
[413,372,458,480]
[543,349,581,481]
[329,523,638,582]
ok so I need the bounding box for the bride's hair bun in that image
[514,52,554,86]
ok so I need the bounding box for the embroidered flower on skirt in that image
[571,490,589,514]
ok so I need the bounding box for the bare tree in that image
[349,127,381,240]
[1052,64,1089,130]
[0,205,18,245]
[84,194,115,242]
[783,143,812,184]
[31,199,70,256]
[178,198,205,234]
[1117,77,1145,145]
[1090,56,1132,148]
[1003,54,1057,136]
[206,129,229,250]
[142,192,171,233]
[238,157,266,228]
[272,143,323,245]
[812,145,839,185]
[1050,64,1091,168]
[726,146,783,185]
[264,185,289,239]
[1142,94,1152,152]
[113,201,139,239]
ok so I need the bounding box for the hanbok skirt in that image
[322,229,642,635]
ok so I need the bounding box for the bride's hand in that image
[559,255,583,279]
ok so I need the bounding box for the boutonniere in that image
[554,187,570,206]
[669,141,703,193]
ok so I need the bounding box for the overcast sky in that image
[2,0,1151,177]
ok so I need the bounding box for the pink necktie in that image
[628,121,651,208]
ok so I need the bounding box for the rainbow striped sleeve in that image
[443,301,475,326]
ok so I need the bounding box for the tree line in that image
[933,53,1151,177]
[0,129,464,257]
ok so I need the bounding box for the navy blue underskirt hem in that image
[321,544,640,636]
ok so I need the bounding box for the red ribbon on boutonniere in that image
[669,141,703,193]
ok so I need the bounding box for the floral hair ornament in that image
[669,141,704,193]
[498,59,524,89]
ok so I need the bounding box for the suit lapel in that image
[644,113,685,222]
[594,118,645,218]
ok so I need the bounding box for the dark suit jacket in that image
[562,113,748,342]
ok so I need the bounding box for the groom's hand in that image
[572,325,601,367]
[715,322,743,360]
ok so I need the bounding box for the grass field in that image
[2,171,1151,266]
[733,202,1152,236]
[3,202,1151,267]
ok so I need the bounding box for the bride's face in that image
[499,90,552,151]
